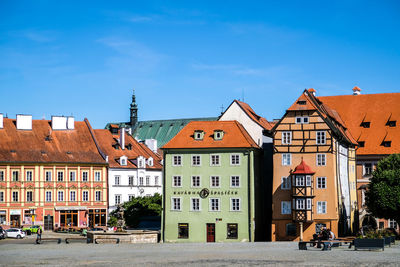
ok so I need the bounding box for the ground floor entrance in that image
[206,223,215,242]
[88,209,107,228]
[10,215,20,227]
[44,215,53,230]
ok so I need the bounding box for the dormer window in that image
[126,144,132,150]
[120,156,127,166]
[214,130,224,140]
[194,130,204,140]
[297,100,306,105]
[137,156,145,168]
[148,157,153,167]
[360,121,370,128]
[358,141,365,147]
[381,141,391,147]
[387,120,396,127]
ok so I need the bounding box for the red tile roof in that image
[0,118,106,164]
[162,120,260,149]
[318,93,400,155]
[292,159,315,174]
[94,129,162,169]
[234,100,274,130]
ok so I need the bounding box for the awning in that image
[54,206,87,211]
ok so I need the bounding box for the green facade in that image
[162,148,260,243]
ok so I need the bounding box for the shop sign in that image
[10,209,21,215]
[0,210,6,215]
[172,189,239,198]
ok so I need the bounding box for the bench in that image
[65,237,87,244]
[36,238,62,244]
[299,240,354,251]
[94,238,120,244]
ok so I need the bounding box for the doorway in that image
[10,215,20,227]
[206,223,215,242]
[44,215,53,230]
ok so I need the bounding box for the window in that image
[387,120,396,127]
[82,191,89,202]
[45,191,52,202]
[316,154,326,166]
[128,195,135,201]
[358,141,365,147]
[120,157,127,166]
[173,176,182,187]
[227,223,238,239]
[172,197,181,211]
[282,131,292,144]
[115,176,120,185]
[95,191,101,201]
[317,177,326,189]
[210,154,220,166]
[389,219,398,229]
[70,191,76,202]
[194,130,204,140]
[316,131,326,145]
[296,199,305,210]
[82,171,88,182]
[26,171,33,181]
[364,163,372,176]
[286,223,297,236]
[317,201,327,214]
[296,116,309,124]
[360,121,370,128]
[154,176,159,185]
[231,198,240,211]
[281,201,291,214]
[230,154,240,166]
[147,157,153,166]
[58,191,64,202]
[295,175,305,186]
[0,170,4,181]
[128,176,134,186]
[57,171,63,181]
[0,191,4,202]
[12,171,19,181]
[139,176,144,185]
[178,223,188,239]
[26,191,33,202]
[211,176,220,187]
[12,191,18,202]
[306,198,312,210]
[214,130,223,140]
[146,176,150,185]
[172,155,182,166]
[282,153,291,166]
[192,155,201,166]
[191,176,200,187]
[138,157,145,168]
[45,171,52,181]
[281,177,291,190]
[306,175,312,186]
[94,171,101,182]
[231,176,240,187]
[115,195,121,205]
[209,198,220,211]
[191,198,200,211]
[382,141,391,147]
[379,222,385,229]
[69,171,76,181]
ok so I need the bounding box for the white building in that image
[94,125,162,212]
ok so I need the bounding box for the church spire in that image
[130,89,138,127]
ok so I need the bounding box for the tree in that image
[366,154,400,226]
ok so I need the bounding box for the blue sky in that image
[0,1,399,128]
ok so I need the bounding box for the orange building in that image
[0,115,108,230]
[270,89,358,241]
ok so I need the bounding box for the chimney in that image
[0,113,3,129]
[352,86,361,95]
[120,128,125,150]
[16,114,32,130]
[145,139,158,153]
[67,116,74,129]
[308,88,316,96]
[51,116,67,130]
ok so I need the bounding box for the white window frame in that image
[171,197,181,211]
[230,198,241,211]
[230,176,240,188]
[12,191,18,202]
[58,191,64,202]
[363,163,373,176]
[146,176,150,185]
[82,171,88,182]
[120,156,127,166]
[45,191,52,202]
[128,176,134,186]
[172,155,182,166]
[210,176,220,188]
[210,154,221,166]
[115,194,121,205]
[139,176,144,185]
[316,153,326,166]
[154,176,159,186]
[69,171,76,182]
[114,175,120,185]
[306,198,312,210]
[0,191,4,202]
[26,191,33,202]
[209,198,220,211]
[317,201,327,214]
[128,194,135,202]
[95,191,101,201]
[191,176,201,188]
[230,154,240,166]
[316,131,326,145]
[45,170,52,181]
[317,177,326,189]
[94,171,101,182]
[296,175,305,186]
[306,175,312,186]
[173,176,182,187]
[57,171,63,182]
[282,131,292,145]
[191,155,201,166]
[281,201,291,214]
[190,197,201,211]
[282,153,291,166]
[296,116,309,124]
[296,199,305,210]
[281,177,291,190]
[0,170,4,181]
[82,191,89,202]
[70,191,76,202]
[26,170,33,182]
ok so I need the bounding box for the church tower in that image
[130,89,138,128]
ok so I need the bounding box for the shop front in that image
[10,209,21,227]
[88,209,107,228]
[54,206,88,229]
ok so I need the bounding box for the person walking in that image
[36,227,42,242]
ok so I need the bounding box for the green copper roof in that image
[133,117,217,148]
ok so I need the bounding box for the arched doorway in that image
[361,214,377,232]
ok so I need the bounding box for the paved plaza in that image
[0,233,399,266]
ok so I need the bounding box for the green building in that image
[161,120,263,242]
